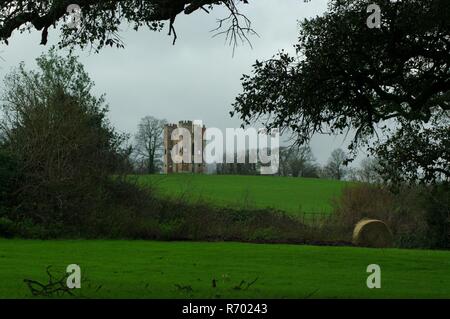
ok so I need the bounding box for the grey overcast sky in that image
[0,0,368,165]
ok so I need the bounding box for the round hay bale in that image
[352,219,393,248]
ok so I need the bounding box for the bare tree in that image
[279,145,318,178]
[324,148,347,180]
[289,145,317,178]
[135,116,167,174]
[278,146,291,177]
[358,158,382,184]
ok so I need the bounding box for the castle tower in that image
[163,121,206,174]
[163,123,178,174]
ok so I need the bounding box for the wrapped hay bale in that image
[352,219,393,248]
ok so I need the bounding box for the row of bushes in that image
[2,173,447,249]
[0,177,318,243]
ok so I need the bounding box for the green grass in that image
[135,174,349,214]
[1,239,449,299]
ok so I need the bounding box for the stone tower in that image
[163,121,206,174]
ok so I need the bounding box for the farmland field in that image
[1,239,449,299]
[135,174,350,214]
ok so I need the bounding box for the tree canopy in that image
[0,0,258,51]
[232,0,449,183]
[0,49,129,228]
[374,115,449,184]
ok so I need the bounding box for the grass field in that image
[136,174,349,214]
[1,239,449,299]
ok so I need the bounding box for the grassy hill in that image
[136,174,350,214]
[2,240,449,298]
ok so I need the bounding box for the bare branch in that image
[211,0,258,55]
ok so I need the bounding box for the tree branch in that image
[0,0,253,49]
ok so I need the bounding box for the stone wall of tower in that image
[163,121,206,174]
[178,121,194,173]
[163,124,177,174]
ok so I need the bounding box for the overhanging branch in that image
[0,0,254,49]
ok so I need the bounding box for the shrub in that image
[1,50,130,232]
[0,150,18,218]
[329,183,449,248]
[0,217,15,238]
[71,180,311,244]
[422,185,450,249]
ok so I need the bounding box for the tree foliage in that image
[374,115,450,184]
[0,149,18,217]
[0,0,256,51]
[0,49,129,228]
[232,0,449,183]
